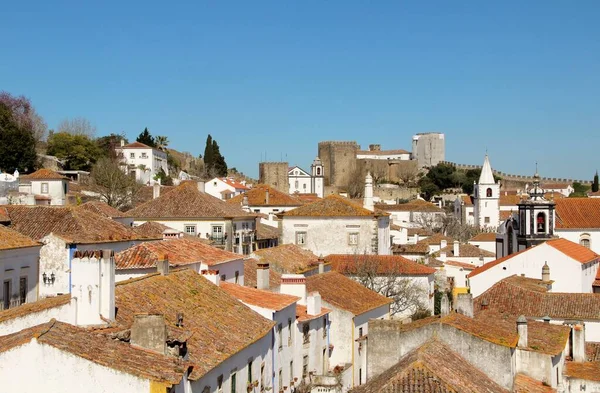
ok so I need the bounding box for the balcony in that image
[210,236,226,246]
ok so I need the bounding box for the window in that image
[469,212,474,216]
[19,277,27,305]
[41,183,49,194]
[248,359,253,383]
[130,152,135,159]
[221,274,226,282]
[323,317,327,338]
[358,327,363,337]
[290,361,294,382]
[217,375,223,393]
[3,280,10,310]
[303,183,307,190]
[278,369,282,388]
[580,234,591,249]
[230,372,236,393]
[537,212,546,232]
[260,364,265,390]
[141,152,148,158]
[235,271,239,284]
[278,323,283,350]
[484,217,490,224]
[348,232,359,245]
[359,368,362,385]
[288,318,293,346]
[296,232,307,246]
[317,168,321,175]
[184,225,197,235]
[295,180,299,189]
[486,188,492,197]
[303,323,310,344]
[302,355,309,378]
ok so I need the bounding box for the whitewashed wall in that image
[0,298,76,336]
[0,246,41,306]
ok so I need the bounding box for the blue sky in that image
[1,1,599,180]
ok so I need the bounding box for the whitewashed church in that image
[288,157,324,198]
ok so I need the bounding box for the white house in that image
[467,238,600,297]
[3,205,160,298]
[279,174,391,256]
[0,170,19,205]
[292,272,392,390]
[554,198,600,255]
[0,225,41,310]
[541,182,574,197]
[228,184,303,216]
[288,158,324,198]
[437,241,496,267]
[356,145,411,161]
[375,199,445,229]
[127,181,259,255]
[204,177,249,200]
[115,140,168,185]
[468,232,497,254]
[115,238,245,283]
[15,168,69,206]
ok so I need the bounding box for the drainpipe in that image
[68,244,77,293]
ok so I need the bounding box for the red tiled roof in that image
[281,195,379,217]
[350,339,509,393]
[5,205,154,244]
[244,258,283,289]
[253,244,320,274]
[119,141,154,149]
[228,184,301,207]
[0,294,71,324]
[499,194,522,206]
[467,246,532,278]
[127,181,255,219]
[0,224,40,250]
[474,275,600,321]
[296,304,331,322]
[545,238,599,263]
[20,168,67,180]
[461,195,474,206]
[375,199,443,213]
[555,198,600,229]
[514,374,556,393]
[444,260,476,270]
[256,222,280,240]
[565,362,600,382]
[393,233,456,255]
[292,193,321,204]
[220,178,249,190]
[441,312,518,348]
[115,238,240,269]
[326,254,436,276]
[500,210,515,221]
[469,232,497,242]
[439,243,495,258]
[220,282,299,311]
[115,269,275,380]
[77,201,129,218]
[0,320,186,384]
[306,272,392,315]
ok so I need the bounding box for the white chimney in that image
[201,269,220,286]
[153,183,161,199]
[318,256,325,274]
[440,239,447,249]
[440,251,447,262]
[242,194,250,212]
[120,139,125,147]
[573,324,586,362]
[453,241,460,257]
[100,249,115,321]
[197,181,205,193]
[280,274,307,304]
[413,234,419,243]
[363,172,374,212]
[517,315,528,348]
[307,292,322,316]
[257,263,270,290]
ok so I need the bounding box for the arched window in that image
[580,233,591,249]
[316,167,321,175]
[486,188,492,197]
[537,212,546,232]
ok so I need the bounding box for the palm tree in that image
[155,135,169,151]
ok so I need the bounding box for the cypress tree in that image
[136,128,156,147]
[212,139,228,177]
[203,135,214,172]
[593,171,599,193]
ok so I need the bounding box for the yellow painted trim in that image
[150,381,171,393]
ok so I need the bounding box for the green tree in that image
[96,133,128,158]
[203,134,214,170]
[426,163,456,190]
[593,171,599,193]
[136,128,156,147]
[418,176,440,201]
[47,132,102,171]
[153,167,173,186]
[0,101,38,172]
[211,139,228,177]
[155,135,169,151]
[570,182,590,198]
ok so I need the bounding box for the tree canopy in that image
[47,132,102,171]
[136,128,156,147]
[0,94,38,172]
[593,171,599,193]
[203,134,228,177]
[418,163,501,200]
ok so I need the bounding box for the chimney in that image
[453,241,460,257]
[363,172,374,212]
[307,292,322,316]
[542,261,550,282]
[440,239,447,249]
[480,298,489,311]
[257,263,270,290]
[573,323,586,362]
[197,181,205,193]
[120,139,125,147]
[242,194,250,212]
[156,255,169,276]
[153,183,161,199]
[318,256,325,274]
[131,314,167,355]
[71,250,115,326]
[265,189,270,205]
[517,315,528,348]
[413,234,419,243]
[201,269,220,286]
[454,293,473,318]
[280,274,307,304]
[440,251,447,262]
[100,249,115,321]
[440,293,450,316]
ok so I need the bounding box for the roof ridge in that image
[115,272,162,286]
[34,318,57,339]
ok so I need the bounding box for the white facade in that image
[280,216,390,256]
[356,152,411,161]
[16,178,68,206]
[0,246,42,310]
[205,177,249,200]
[116,141,168,185]
[468,242,600,297]
[555,228,600,255]
[288,158,324,198]
[473,155,500,229]
[468,239,496,254]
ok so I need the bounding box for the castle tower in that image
[310,157,324,198]
[516,169,556,251]
[259,162,289,194]
[473,154,500,228]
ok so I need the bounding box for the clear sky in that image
[2,1,599,180]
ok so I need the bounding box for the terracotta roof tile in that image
[281,195,379,217]
[467,246,532,278]
[228,185,300,207]
[5,205,154,244]
[119,141,154,149]
[220,282,299,311]
[326,254,436,276]
[131,221,174,238]
[115,238,240,269]
[499,210,515,221]
[295,304,331,322]
[586,342,600,361]
[469,232,497,242]
[252,244,320,274]
[256,223,281,240]
[375,200,443,213]
[499,194,522,206]
[0,207,10,222]
[77,201,129,218]
[131,185,176,207]
[244,258,282,289]
[406,227,434,237]
[220,178,249,190]
[555,198,600,229]
[0,320,186,384]
[305,272,392,315]
[444,260,476,270]
[0,224,40,250]
[114,269,275,380]
[393,233,455,255]
[0,294,70,324]
[565,362,600,382]
[439,243,495,258]
[20,168,67,180]
[292,193,321,204]
[440,312,518,348]
[128,182,254,219]
[461,195,474,206]
[514,374,556,393]
[474,275,600,321]
[351,339,509,393]
[545,238,599,263]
